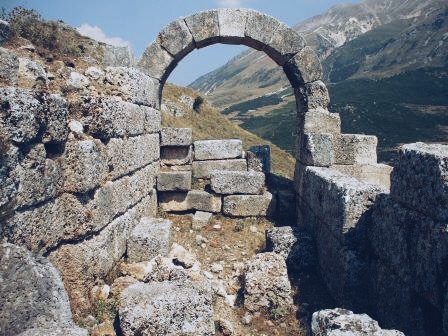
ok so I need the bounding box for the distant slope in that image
[161,84,296,178]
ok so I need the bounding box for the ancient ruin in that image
[0,8,447,336]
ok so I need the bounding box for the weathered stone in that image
[44,94,69,143]
[158,192,190,212]
[0,87,44,144]
[211,171,265,195]
[84,66,104,80]
[105,66,160,108]
[161,146,192,166]
[194,139,243,160]
[297,81,330,114]
[247,145,270,174]
[223,192,275,217]
[0,47,18,85]
[67,71,89,90]
[244,11,280,51]
[263,23,306,66]
[299,132,334,167]
[127,217,172,263]
[107,133,159,180]
[161,127,192,146]
[81,98,160,138]
[61,139,108,193]
[218,8,249,44]
[184,10,220,48]
[18,57,47,88]
[192,211,213,230]
[391,142,448,222]
[102,44,134,67]
[0,20,11,44]
[303,109,341,134]
[138,41,176,82]
[266,226,317,271]
[111,276,138,298]
[188,190,222,213]
[192,159,247,179]
[333,163,393,190]
[243,252,293,316]
[311,308,405,336]
[0,243,87,336]
[158,19,195,60]
[334,134,378,165]
[157,171,191,191]
[169,243,198,270]
[119,280,214,336]
[18,325,88,336]
[284,46,323,86]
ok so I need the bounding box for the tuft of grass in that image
[234,219,245,232]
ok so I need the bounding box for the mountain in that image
[189,0,448,162]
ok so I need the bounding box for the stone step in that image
[210,170,265,195]
[194,139,243,161]
[223,191,275,217]
[157,171,191,191]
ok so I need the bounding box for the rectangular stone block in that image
[184,10,220,48]
[333,163,392,190]
[44,94,69,144]
[334,134,378,165]
[211,171,265,195]
[161,127,192,146]
[194,139,243,161]
[303,109,341,134]
[192,211,213,230]
[161,146,192,166]
[391,143,448,222]
[81,99,160,139]
[62,139,108,193]
[127,217,172,263]
[192,159,247,179]
[104,67,160,108]
[107,133,159,180]
[299,132,334,167]
[223,192,275,217]
[188,190,222,213]
[158,192,190,212]
[247,145,270,174]
[157,171,191,191]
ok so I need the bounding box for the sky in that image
[2,0,361,85]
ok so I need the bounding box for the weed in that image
[269,296,290,320]
[234,219,245,232]
[158,207,167,218]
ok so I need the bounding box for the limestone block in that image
[334,134,378,165]
[247,145,270,174]
[61,139,108,193]
[265,23,306,66]
[311,308,405,336]
[138,41,176,82]
[161,146,192,165]
[211,171,265,195]
[107,133,159,180]
[295,81,330,114]
[244,11,280,51]
[0,243,87,336]
[0,47,19,85]
[18,57,47,88]
[102,44,134,67]
[44,94,69,143]
[333,163,392,190]
[391,142,448,222]
[266,226,317,271]
[67,71,89,90]
[243,252,293,315]
[302,109,341,134]
[299,132,334,167]
[194,139,243,160]
[159,192,190,212]
[223,192,275,217]
[161,127,192,146]
[192,211,213,230]
[157,171,191,191]
[0,87,44,144]
[188,190,222,213]
[192,159,247,179]
[218,8,249,44]
[119,281,214,336]
[18,325,88,336]
[127,217,172,263]
[184,10,220,48]
[105,66,160,108]
[284,46,323,86]
[81,98,160,138]
[157,19,195,60]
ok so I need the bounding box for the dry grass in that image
[162,84,296,178]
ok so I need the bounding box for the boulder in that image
[127,217,172,263]
[194,139,242,160]
[211,171,265,195]
[67,71,90,90]
[18,57,47,87]
[223,192,275,217]
[0,47,18,85]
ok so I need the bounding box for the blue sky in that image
[3,0,361,85]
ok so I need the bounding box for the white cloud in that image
[215,0,243,8]
[77,23,130,48]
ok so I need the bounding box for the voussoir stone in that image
[266,23,306,66]
[158,19,195,60]
[138,41,176,82]
[218,8,249,44]
[192,159,247,179]
[244,11,281,51]
[223,192,275,217]
[184,10,220,48]
[161,127,192,146]
[284,46,323,86]
[194,139,243,160]
[211,171,265,195]
[157,171,192,191]
[127,217,172,263]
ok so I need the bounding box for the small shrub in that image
[234,219,245,232]
[193,96,204,112]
